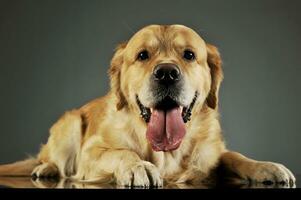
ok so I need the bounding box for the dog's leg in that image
[74,147,163,188]
[219,151,296,187]
[32,110,82,179]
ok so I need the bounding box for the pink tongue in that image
[146,107,186,151]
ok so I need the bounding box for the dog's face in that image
[109,25,223,152]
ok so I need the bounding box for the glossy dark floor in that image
[0,174,299,189]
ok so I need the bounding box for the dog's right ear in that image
[108,42,128,110]
[205,43,223,109]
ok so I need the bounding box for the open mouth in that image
[136,92,198,152]
[136,92,198,123]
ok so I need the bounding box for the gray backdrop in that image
[0,0,300,175]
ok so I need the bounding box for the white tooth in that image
[180,106,183,112]
[150,108,153,112]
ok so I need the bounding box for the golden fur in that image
[0,25,295,188]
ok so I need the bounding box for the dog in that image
[0,24,296,188]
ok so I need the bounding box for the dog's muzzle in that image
[136,63,199,151]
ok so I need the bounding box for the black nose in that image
[153,63,181,85]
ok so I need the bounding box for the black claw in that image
[289,179,294,187]
[31,174,38,181]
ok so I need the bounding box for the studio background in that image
[0,0,300,175]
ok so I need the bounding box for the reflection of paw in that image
[246,162,296,187]
[31,163,59,178]
[114,161,163,188]
[31,177,59,188]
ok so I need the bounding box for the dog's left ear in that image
[108,42,128,110]
[205,43,224,109]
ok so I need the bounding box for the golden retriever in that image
[0,24,296,188]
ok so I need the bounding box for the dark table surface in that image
[0,174,299,189]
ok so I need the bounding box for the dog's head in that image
[109,25,223,152]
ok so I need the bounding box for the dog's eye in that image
[137,50,149,61]
[183,50,195,61]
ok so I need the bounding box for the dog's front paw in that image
[244,161,296,187]
[31,163,59,178]
[114,161,163,188]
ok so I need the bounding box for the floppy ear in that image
[108,42,128,110]
[205,43,224,109]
